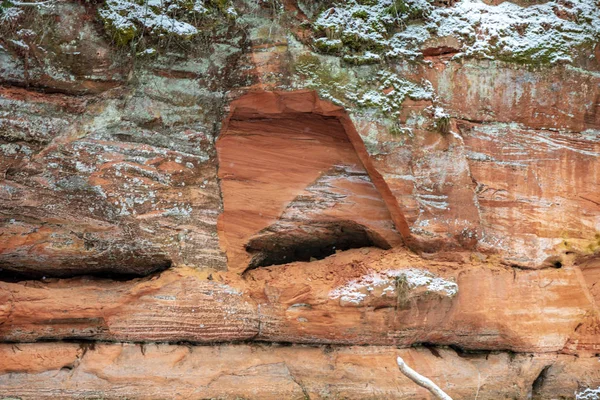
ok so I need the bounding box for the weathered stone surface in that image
[0,249,594,353]
[460,121,600,267]
[247,249,593,352]
[0,64,228,278]
[0,3,130,94]
[0,1,599,397]
[536,354,600,400]
[411,60,600,132]
[217,91,406,273]
[563,255,600,355]
[1,342,598,400]
[360,60,600,265]
[0,268,258,342]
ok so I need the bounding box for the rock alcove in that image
[216,91,412,274]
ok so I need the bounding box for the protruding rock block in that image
[0,250,594,353]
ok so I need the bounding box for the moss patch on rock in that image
[292,50,433,118]
[98,0,238,47]
[310,0,600,66]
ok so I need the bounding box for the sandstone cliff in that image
[0,0,599,399]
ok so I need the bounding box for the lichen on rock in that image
[291,49,435,118]
[311,0,600,65]
[99,0,238,46]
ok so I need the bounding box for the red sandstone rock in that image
[1,4,599,396]
[0,3,130,94]
[0,249,595,353]
[420,60,600,132]
[0,342,598,400]
[217,92,406,273]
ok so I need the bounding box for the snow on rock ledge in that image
[329,268,458,307]
[577,386,600,400]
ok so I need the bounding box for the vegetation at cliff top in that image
[98,0,237,46]
[0,0,237,46]
[0,1,24,24]
[312,0,600,65]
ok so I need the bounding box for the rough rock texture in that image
[0,0,599,398]
[0,250,593,353]
[217,91,407,273]
[0,82,225,277]
[0,3,130,94]
[1,343,599,400]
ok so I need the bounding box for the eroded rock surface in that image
[217,91,406,273]
[0,0,599,398]
[2,343,599,400]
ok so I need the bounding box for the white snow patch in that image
[75,161,96,173]
[329,268,458,306]
[99,0,217,38]
[313,0,600,65]
[430,0,600,64]
[576,387,600,400]
[0,7,24,24]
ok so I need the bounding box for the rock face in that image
[0,83,225,277]
[0,3,130,93]
[2,342,599,400]
[217,91,407,273]
[0,0,599,399]
[0,250,592,352]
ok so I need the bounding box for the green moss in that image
[434,115,450,135]
[314,37,343,53]
[99,0,237,48]
[293,53,352,102]
[209,0,237,19]
[0,0,13,10]
[342,53,381,65]
[311,0,429,63]
[341,32,385,53]
[102,19,138,46]
[388,121,411,137]
[352,9,369,19]
[292,49,433,128]
[495,44,562,65]
[386,0,427,20]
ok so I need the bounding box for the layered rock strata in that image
[0,0,599,398]
[0,249,595,354]
[1,343,599,400]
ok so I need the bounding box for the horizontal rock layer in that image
[1,342,599,400]
[1,1,599,398]
[1,248,596,354]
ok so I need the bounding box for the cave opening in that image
[243,220,390,273]
[217,90,411,274]
[0,260,172,283]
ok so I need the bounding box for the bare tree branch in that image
[397,356,453,400]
